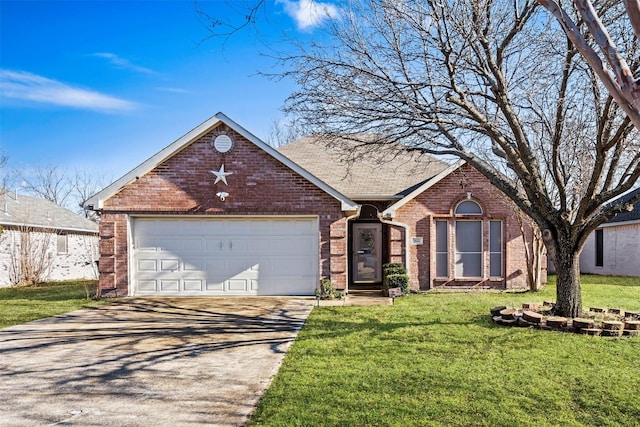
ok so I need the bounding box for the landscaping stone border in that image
[490,303,640,337]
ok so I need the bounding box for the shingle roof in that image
[278,136,450,199]
[607,188,640,224]
[0,192,98,233]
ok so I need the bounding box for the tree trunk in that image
[553,250,582,318]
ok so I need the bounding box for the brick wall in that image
[99,124,346,296]
[393,163,536,291]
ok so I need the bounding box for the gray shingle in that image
[606,188,640,224]
[0,192,97,233]
[278,136,450,199]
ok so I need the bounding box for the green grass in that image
[0,280,106,329]
[250,275,640,427]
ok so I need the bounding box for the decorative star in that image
[210,164,233,185]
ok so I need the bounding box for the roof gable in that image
[85,113,358,211]
[382,161,466,218]
[1,192,97,233]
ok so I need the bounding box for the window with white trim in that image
[435,220,448,277]
[455,220,482,277]
[456,200,483,214]
[57,234,68,254]
[489,220,503,277]
[435,200,504,280]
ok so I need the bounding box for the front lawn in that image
[0,280,106,329]
[250,275,640,426]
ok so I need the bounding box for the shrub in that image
[382,263,409,296]
[316,278,344,300]
[383,263,407,276]
[384,273,410,296]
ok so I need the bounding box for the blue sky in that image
[0,0,338,181]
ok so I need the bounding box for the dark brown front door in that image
[352,223,382,282]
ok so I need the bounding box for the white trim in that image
[382,160,466,219]
[378,216,411,279]
[344,207,362,294]
[0,222,97,234]
[85,112,358,212]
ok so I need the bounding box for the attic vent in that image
[213,134,234,153]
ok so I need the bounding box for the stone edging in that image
[490,303,640,337]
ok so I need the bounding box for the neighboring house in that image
[85,112,541,297]
[0,192,99,286]
[579,188,640,277]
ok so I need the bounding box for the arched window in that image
[435,199,503,280]
[455,200,482,215]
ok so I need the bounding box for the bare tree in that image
[517,211,546,292]
[14,165,110,219]
[539,0,640,129]
[16,164,72,207]
[3,224,53,285]
[70,169,111,220]
[0,153,8,195]
[265,0,639,317]
[267,118,305,147]
[203,0,640,124]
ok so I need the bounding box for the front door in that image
[352,223,382,282]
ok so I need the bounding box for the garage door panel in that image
[227,238,249,253]
[205,239,225,251]
[160,280,179,292]
[227,279,248,292]
[206,280,225,291]
[158,238,183,252]
[266,257,314,275]
[137,259,158,272]
[132,218,318,296]
[183,258,203,271]
[250,238,314,254]
[160,259,180,272]
[138,280,157,292]
[183,239,203,252]
[183,280,204,291]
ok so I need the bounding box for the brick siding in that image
[393,163,540,291]
[98,124,346,296]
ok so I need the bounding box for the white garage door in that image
[131,217,319,296]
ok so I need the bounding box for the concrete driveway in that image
[0,297,315,426]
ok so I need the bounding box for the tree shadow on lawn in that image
[297,308,495,343]
[0,298,311,396]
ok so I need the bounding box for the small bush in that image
[384,274,410,295]
[316,278,344,300]
[382,263,409,295]
[383,263,407,276]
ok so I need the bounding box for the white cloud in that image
[277,0,340,31]
[92,52,155,74]
[0,69,138,112]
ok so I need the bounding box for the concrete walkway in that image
[0,297,315,427]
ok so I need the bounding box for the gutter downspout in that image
[344,206,362,295]
[378,213,411,280]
